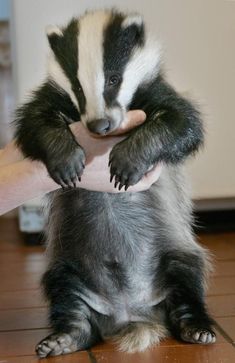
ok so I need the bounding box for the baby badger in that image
[14,9,216,358]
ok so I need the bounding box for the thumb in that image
[109,110,146,136]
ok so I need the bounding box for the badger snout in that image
[87,118,116,135]
[84,106,124,135]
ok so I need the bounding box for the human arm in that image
[0,110,162,215]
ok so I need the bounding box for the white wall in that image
[10,0,235,200]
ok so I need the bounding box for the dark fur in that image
[13,10,215,357]
[109,73,204,189]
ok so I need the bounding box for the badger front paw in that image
[47,147,85,188]
[109,141,150,190]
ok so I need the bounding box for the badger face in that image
[47,10,161,135]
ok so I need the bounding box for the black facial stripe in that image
[47,18,86,114]
[71,79,86,115]
[103,12,145,107]
[103,72,122,107]
[103,12,145,72]
[48,18,78,80]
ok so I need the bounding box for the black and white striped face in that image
[47,10,161,135]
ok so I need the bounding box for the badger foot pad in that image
[36,333,78,357]
[181,326,216,344]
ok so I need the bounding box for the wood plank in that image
[208,277,235,296]
[0,353,90,363]
[92,328,225,352]
[0,256,233,278]
[0,240,44,253]
[0,273,42,292]
[0,328,225,358]
[199,233,235,260]
[0,260,46,274]
[0,289,46,310]
[207,295,235,317]
[0,306,224,342]
[0,329,90,360]
[0,307,48,331]
[1,255,232,284]
[0,217,23,246]
[0,251,44,263]
[0,295,233,330]
[0,329,51,356]
[199,232,235,245]
[2,259,235,291]
[217,317,235,343]
[92,343,235,363]
[0,219,234,363]
[213,261,235,277]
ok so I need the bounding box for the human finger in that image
[109,110,146,136]
[0,141,24,167]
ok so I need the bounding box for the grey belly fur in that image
[45,165,205,332]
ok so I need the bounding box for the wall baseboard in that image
[194,209,235,233]
[193,198,235,233]
[2,198,235,237]
[193,197,235,211]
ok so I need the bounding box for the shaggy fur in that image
[13,9,216,358]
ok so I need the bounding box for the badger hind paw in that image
[113,322,168,353]
[36,333,78,358]
[180,326,216,344]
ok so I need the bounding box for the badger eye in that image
[108,74,120,86]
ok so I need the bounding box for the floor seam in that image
[87,349,98,363]
[214,320,234,346]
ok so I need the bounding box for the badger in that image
[14,9,216,358]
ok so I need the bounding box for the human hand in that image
[0,110,163,214]
[0,110,163,215]
[69,110,162,193]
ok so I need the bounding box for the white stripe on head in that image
[117,38,162,108]
[78,11,110,122]
[106,105,124,126]
[47,52,79,110]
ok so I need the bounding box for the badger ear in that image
[46,25,63,52]
[122,14,145,44]
[122,14,143,29]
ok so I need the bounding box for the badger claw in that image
[47,147,85,189]
[118,183,124,191]
[110,173,115,183]
[109,141,149,191]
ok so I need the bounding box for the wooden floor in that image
[0,218,235,362]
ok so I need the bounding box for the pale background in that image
[0,0,9,20]
[9,0,235,200]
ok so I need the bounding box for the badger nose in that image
[87,119,111,135]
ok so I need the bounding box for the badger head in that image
[47,10,161,135]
